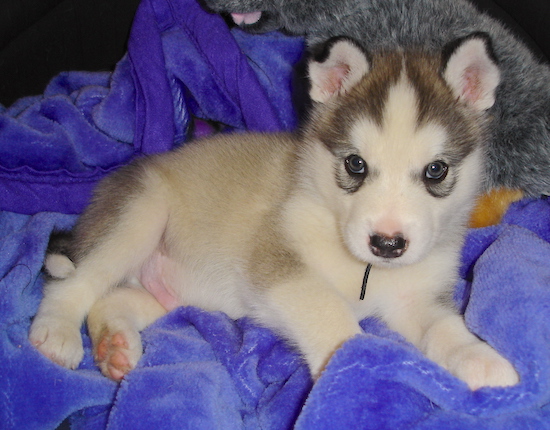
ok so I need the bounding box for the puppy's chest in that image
[288,217,434,319]
[300,246,385,318]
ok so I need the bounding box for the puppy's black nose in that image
[369,233,407,258]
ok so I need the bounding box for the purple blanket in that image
[0,0,302,215]
[1,1,550,429]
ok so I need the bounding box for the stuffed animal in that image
[469,188,524,228]
[202,0,550,198]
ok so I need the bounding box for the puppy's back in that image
[72,133,299,264]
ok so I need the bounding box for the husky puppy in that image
[30,34,518,390]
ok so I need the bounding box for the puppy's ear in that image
[443,33,500,111]
[308,37,370,103]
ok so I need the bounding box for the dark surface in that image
[473,0,549,63]
[57,418,70,430]
[0,0,141,106]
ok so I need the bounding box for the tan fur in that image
[30,37,518,390]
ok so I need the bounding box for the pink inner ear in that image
[231,12,262,25]
[324,63,351,97]
[462,66,483,104]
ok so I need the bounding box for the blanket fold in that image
[1,0,549,429]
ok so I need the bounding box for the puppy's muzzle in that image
[369,233,407,259]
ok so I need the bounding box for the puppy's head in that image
[303,34,500,267]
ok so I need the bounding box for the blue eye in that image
[345,155,367,176]
[425,161,448,181]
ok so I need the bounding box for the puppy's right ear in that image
[308,37,370,103]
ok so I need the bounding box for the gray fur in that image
[202,0,550,196]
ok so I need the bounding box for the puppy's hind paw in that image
[94,328,142,381]
[449,343,519,390]
[29,317,84,369]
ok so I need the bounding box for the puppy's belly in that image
[139,251,182,311]
[138,250,248,318]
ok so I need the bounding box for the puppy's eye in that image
[424,161,448,182]
[345,155,367,176]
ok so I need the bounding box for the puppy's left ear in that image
[308,37,370,104]
[443,32,501,111]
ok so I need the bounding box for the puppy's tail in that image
[45,253,76,279]
[44,231,76,279]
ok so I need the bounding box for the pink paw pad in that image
[95,331,133,381]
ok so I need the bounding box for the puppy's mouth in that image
[369,256,407,269]
[230,11,262,25]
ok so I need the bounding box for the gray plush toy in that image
[201,0,550,197]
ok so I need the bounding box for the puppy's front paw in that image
[447,342,519,390]
[94,327,142,381]
[29,316,84,369]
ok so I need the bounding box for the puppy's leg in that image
[87,286,167,381]
[30,187,169,370]
[260,273,363,378]
[422,312,518,390]
[383,297,519,390]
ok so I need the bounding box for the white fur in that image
[44,254,76,279]
[444,37,501,111]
